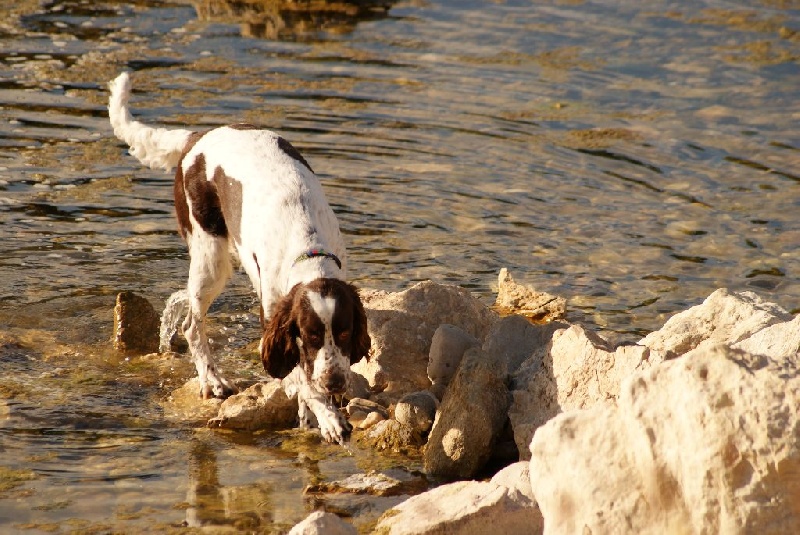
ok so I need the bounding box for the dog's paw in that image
[199,373,238,400]
[317,407,352,445]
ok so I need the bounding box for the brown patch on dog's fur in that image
[174,131,207,239]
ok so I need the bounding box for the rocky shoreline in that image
[115,271,800,533]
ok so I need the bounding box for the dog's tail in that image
[108,72,193,172]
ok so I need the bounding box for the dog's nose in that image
[324,374,346,394]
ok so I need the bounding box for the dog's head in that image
[261,278,370,394]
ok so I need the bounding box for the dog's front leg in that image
[182,235,237,399]
[183,311,237,399]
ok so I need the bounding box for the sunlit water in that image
[0,0,798,532]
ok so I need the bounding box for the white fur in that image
[306,291,350,393]
[107,72,193,171]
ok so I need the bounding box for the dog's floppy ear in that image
[261,286,300,379]
[348,283,371,365]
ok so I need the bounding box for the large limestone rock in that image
[356,281,498,403]
[733,314,800,359]
[374,460,542,534]
[529,344,800,535]
[510,324,658,459]
[424,347,509,478]
[639,288,793,357]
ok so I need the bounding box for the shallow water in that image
[0,0,798,532]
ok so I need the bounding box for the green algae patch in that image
[0,466,37,495]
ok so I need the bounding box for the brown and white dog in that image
[108,72,370,444]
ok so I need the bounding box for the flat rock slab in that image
[305,469,429,497]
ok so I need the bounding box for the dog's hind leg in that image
[182,233,237,399]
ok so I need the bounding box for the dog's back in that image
[176,124,346,306]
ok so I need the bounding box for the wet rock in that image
[374,470,543,535]
[510,324,659,460]
[529,344,800,534]
[304,469,429,498]
[288,511,355,535]
[345,397,389,429]
[394,391,438,435]
[207,380,297,431]
[346,397,389,420]
[495,268,565,323]
[357,419,423,454]
[639,288,793,357]
[424,347,509,478]
[358,411,384,430]
[355,281,498,404]
[427,324,480,394]
[161,377,223,424]
[113,291,160,354]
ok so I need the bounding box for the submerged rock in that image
[113,291,160,354]
[304,469,429,498]
[529,344,800,535]
[161,377,223,424]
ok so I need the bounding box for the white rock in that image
[731,313,800,359]
[374,477,543,534]
[639,288,792,357]
[510,324,659,459]
[491,461,536,503]
[529,344,800,535]
[288,511,355,535]
[357,411,385,430]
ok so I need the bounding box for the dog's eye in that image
[307,333,323,345]
[337,330,351,342]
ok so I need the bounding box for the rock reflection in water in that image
[187,0,395,39]
[185,438,273,530]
